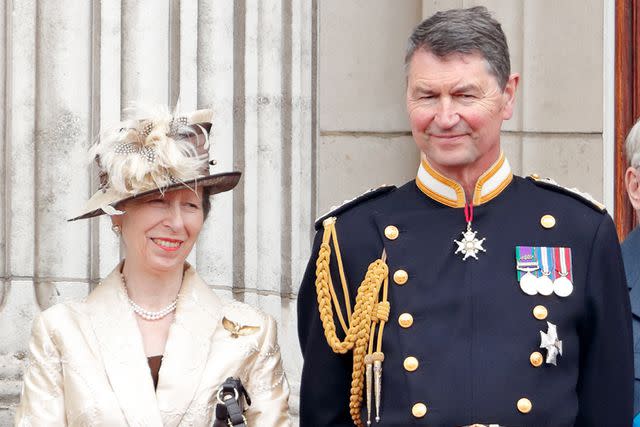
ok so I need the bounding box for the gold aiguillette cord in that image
[315,217,389,427]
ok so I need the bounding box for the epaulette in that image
[527,174,606,213]
[314,185,396,230]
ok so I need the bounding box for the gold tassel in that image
[364,354,374,426]
[372,352,385,422]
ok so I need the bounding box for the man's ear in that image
[501,73,519,121]
[625,166,640,211]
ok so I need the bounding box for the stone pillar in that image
[0,1,315,423]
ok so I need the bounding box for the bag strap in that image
[212,377,251,427]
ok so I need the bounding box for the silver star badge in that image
[540,321,563,365]
[454,224,486,261]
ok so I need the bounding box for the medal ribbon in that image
[554,247,572,281]
[539,246,551,277]
[464,203,473,224]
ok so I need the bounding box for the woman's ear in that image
[625,166,640,211]
[110,215,123,236]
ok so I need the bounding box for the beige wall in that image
[318,0,423,212]
[318,0,607,216]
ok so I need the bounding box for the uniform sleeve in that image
[297,231,354,427]
[243,314,291,427]
[575,214,634,424]
[15,312,67,426]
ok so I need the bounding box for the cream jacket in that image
[15,263,290,426]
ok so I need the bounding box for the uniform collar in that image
[415,151,513,208]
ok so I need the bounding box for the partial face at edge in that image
[111,188,205,274]
[406,49,519,176]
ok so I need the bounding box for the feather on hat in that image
[69,107,240,221]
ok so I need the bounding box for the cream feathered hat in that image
[68,107,241,221]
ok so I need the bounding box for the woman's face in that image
[112,188,205,274]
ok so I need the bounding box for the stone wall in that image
[0,1,314,424]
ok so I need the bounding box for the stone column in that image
[0,1,315,423]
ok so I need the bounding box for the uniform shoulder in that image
[526,174,607,213]
[314,185,397,230]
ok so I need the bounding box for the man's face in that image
[406,49,518,177]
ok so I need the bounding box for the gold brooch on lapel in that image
[222,317,260,338]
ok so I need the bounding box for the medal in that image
[454,203,486,261]
[516,246,539,295]
[540,321,563,365]
[553,247,573,297]
[520,272,538,296]
[536,247,554,296]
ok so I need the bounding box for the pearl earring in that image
[112,224,121,236]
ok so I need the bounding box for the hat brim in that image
[68,171,241,221]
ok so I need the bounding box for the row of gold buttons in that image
[529,305,548,369]
[386,226,428,417]
[518,305,550,413]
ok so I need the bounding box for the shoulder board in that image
[527,174,606,212]
[315,185,396,230]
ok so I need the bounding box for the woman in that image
[15,107,290,426]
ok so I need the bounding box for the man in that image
[622,118,640,426]
[298,6,632,427]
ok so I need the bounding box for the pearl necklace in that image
[121,274,178,321]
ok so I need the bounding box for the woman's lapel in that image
[86,263,163,426]
[155,266,222,426]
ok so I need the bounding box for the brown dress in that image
[147,355,163,390]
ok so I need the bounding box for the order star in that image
[454,229,486,260]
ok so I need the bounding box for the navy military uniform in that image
[298,154,633,426]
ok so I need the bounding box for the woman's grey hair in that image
[405,6,511,89]
[626,118,640,168]
[202,186,213,220]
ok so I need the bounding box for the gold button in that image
[411,402,427,418]
[384,225,399,240]
[531,173,540,179]
[532,305,548,320]
[530,351,543,367]
[398,313,414,328]
[517,397,532,413]
[393,269,408,285]
[403,356,419,372]
[540,214,556,229]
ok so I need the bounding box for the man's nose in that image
[434,98,460,129]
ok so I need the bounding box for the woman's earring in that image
[112,225,121,236]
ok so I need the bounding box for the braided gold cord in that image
[314,218,389,427]
[348,260,388,427]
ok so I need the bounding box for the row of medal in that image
[516,246,573,297]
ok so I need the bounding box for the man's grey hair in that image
[626,118,640,168]
[405,6,511,89]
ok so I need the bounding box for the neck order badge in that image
[454,203,486,261]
